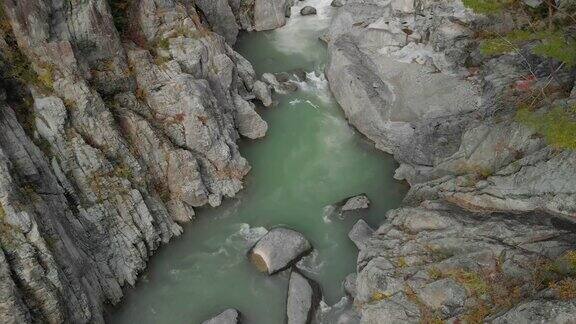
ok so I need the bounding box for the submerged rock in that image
[341,194,370,211]
[262,72,299,94]
[287,270,322,324]
[202,309,240,324]
[300,6,318,16]
[248,228,312,274]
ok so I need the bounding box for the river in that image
[109,1,406,323]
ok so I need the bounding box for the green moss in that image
[533,33,576,67]
[370,291,390,302]
[462,0,505,14]
[113,163,133,179]
[158,38,170,50]
[447,269,489,296]
[516,105,576,150]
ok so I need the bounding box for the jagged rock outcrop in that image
[351,206,576,323]
[0,0,276,322]
[326,0,576,218]
[326,0,576,322]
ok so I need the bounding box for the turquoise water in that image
[109,1,406,323]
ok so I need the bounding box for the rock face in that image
[326,0,576,323]
[351,206,576,323]
[287,270,322,324]
[0,0,287,322]
[202,309,240,324]
[248,228,312,274]
[254,0,292,31]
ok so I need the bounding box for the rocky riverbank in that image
[0,0,299,322]
[325,0,576,322]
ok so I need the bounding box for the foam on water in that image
[271,0,335,56]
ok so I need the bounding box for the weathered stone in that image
[417,278,467,316]
[300,6,318,15]
[254,0,289,31]
[287,270,322,324]
[348,220,374,250]
[202,309,240,324]
[341,194,370,211]
[0,0,282,321]
[248,228,312,274]
[253,80,273,107]
[331,0,347,7]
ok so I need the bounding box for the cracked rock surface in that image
[0,0,280,322]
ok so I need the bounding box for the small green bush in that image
[516,105,576,150]
[533,34,576,67]
[462,0,505,14]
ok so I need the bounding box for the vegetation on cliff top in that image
[464,0,576,149]
[516,105,576,149]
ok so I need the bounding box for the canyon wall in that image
[0,0,288,322]
[326,0,576,322]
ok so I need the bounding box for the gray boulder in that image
[341,194,370,211]
[300,6,318,15]
[248,228,312,274]
[287,270,322,324]
[417,278,467,317]
[253,80,273,107]
[254,0,289,31]
[202,309,240,324]
[331,0,347,7]
[348,220,374,250]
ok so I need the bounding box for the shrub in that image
[550,278,576,300]
[370,291,389,302]
[462,0,505,14]
[516,105,576,150]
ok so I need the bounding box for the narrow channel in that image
[110,1,407,323]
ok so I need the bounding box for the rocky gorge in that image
[0,0,575,323]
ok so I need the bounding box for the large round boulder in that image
[248,228,312,274]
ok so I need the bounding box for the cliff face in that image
[0,0,277,323]
[326,0,576,322]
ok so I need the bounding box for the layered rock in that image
[351,206,576,323]
[326,0,576,216]
[0,0,274,322]
[326,0,576,322]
